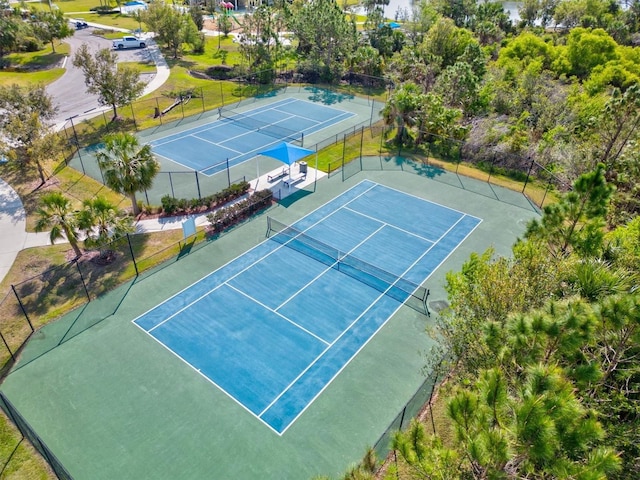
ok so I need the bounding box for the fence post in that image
[226,158,231,187]
[130,103,137,130]
[0,331,15,362]
[487,155,495,184]
[359,126,364,169]
[195,171,202,199]
[201,86,205,113]
[540,177,553,208]
[398,405,407,431]
[156,98,162,125]
[341,134,346,182]
[11,285,34,332]
[370,100,375,126]
[67,115,84,171]
[169,172,175,198]
[522,156,534,193]
[127,234,139,277]
[428,368,439,435]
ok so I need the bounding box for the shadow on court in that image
[277,188,315,208]
[304,86,355,105]
[11,279,136,372]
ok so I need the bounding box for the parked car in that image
[112,36,146,49]
[75,21,89,29]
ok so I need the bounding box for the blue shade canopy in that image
[259,142,314,166]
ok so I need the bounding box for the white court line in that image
[129,181,377,329]
[149,97,300,148]
[372,182,483,223]
[188,133,243,154]
[258,223,386,416]
[131,179,482,434]
[274,213,483,435]
[343,205,437,244]
[225,283,330,345]
[274,223,386,312]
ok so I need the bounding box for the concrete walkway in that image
[0,179,52,283]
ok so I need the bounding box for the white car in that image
[112,36,146,49]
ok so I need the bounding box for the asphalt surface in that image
[47,26,155,127]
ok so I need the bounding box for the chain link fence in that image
[0,392,73,479]
[325,125,565,210]
[371,354,450,470]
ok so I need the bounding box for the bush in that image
[161,195,179,215]
[90,5,118,13]
[205,65,236,80]
[160,181,251,216]
[206,190,273,234]
[20,37,42,52]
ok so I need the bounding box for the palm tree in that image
[96,133,160,216]
[34,191,83,258]
[77,196,134,259]
[381,82,425,145]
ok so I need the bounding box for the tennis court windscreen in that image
[266,217,430,315]
[219,107,304,146]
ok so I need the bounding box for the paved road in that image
[47,26,154,127]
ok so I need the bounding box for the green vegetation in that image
[2,0,640,477]
[0,68,64,87]
[0,411,54,479]
[74,14,140,30]
[3,42,69,68]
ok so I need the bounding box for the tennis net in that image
[266,217,430,315]
[219,107,304,146]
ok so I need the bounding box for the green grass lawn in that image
[182,35,244,70]
[0,412,55,480]
[119,61,156,73]
[4,42,70,68]
[0,69,65,88]
[0,42,69,87]
[71,13,141,31]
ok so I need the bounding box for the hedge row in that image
[206,189,273,235]
[161,181,250,215]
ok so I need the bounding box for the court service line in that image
[130,181,377,331]
[376,182,483,223]
[274,223,387,312]
[342,205,440,244]
[275,214,482,434]
[258,223,388,417]
[273,104,353,125]
[260,210,478,433]
[225,283,330,345]
[150,98,301,147]
[187,133,243,154]
[134,324,285,436]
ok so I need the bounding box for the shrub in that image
[20,37,42,52]
[160,181,251,215]
[206,190,273,234]
[161,195,179,215]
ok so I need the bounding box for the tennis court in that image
[134,180,480,434]
[150,98,354,176]
[0,168,539,479]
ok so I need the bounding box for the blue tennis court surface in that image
[133,180,481,434]
[150,98,354,176]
